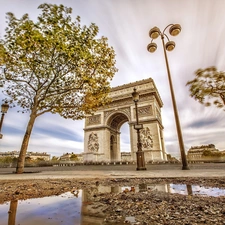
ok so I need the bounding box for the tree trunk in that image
[16,108,37,174]
[8,200,18,225]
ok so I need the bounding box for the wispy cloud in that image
[0,0,224,158]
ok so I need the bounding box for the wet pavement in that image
[1,163,225,225]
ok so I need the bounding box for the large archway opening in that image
[107,112,129,162]
[120,123,130,152]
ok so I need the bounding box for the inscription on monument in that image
[140,94,154,102]
[110,98,131,108]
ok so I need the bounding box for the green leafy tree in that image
[70,153,78,161]
[202,150,211,157]
[36,157,45,161]
[0,156,13,164]
[25,156,32,163]
[51,156,59,161]
[186,67,225,110]
[202,150,222,157]
[0,4,117,174]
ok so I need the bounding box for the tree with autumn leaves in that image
[186,66,225,110]
[0,4,117,173]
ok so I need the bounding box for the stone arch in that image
[83,78,167,163]
[106,112,129,131]
[106,112,130,162]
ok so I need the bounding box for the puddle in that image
[169,184,225,196]
[125,183,225,197]
[0,183,224,225]
[113,183,225,197]
[0,192,87,225]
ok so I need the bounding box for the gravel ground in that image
[1,176,225,225]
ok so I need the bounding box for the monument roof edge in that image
[110,78,153,92]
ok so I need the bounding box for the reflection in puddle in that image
[7,200,18,225]
[119,183,225,197]
[0,191,111,225]
[169,184,225,196]
[0,183,225,225]
[0,192,84,225]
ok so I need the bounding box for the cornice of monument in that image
[110,77,154,91]
[109,77,163,107]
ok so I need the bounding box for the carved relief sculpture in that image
[138,105,153,117]
[87,114,101,125]
[133,105,153,120]
[140,127,153,149]
[88,132,99,152]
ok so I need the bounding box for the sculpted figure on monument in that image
[140,127,153,149]
[88,132,99,152]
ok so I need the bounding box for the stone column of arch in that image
[83,78,167,163]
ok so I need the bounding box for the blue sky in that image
[0,0,224,158]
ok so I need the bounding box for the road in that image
[0,162,225,180]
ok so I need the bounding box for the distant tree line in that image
[202,150,225,158]
[0,156,57,167]
[0,153,79,168]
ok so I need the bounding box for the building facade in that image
[187,144,225,161]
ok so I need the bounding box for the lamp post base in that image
[182,165,190,170]
[136,167,147,171]
[136,151,147,171]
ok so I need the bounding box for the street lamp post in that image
[0,101,9,139]
[132,88,146,171]
[147,24,189,170]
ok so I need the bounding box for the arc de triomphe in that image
[83,78,167,163]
